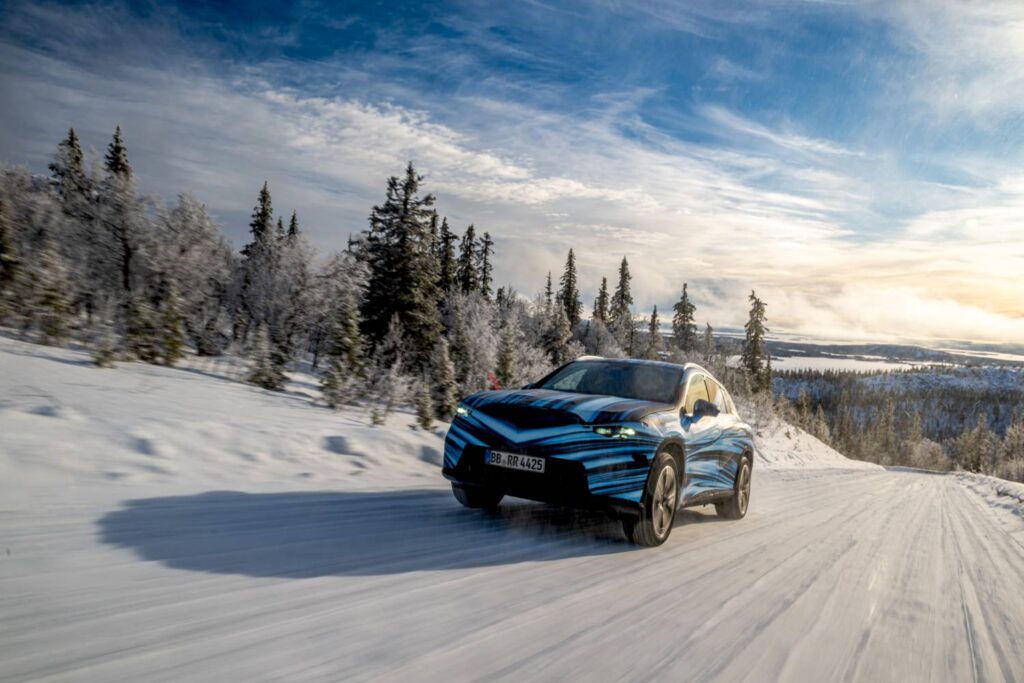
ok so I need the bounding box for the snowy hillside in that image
[3,335,1024,682]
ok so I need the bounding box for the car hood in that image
[462,389,673,426]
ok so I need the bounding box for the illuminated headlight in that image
[455,403,472,418]
[594,425,637,439]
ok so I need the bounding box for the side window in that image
[711,381,729,414]
[684,374,710,415]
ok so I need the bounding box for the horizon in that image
[1,0,1022,342]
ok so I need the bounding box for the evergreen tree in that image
[415,381,435,431]
[741,290,770,392]
[558,248,582,328]
[645,305,663,359]
[49,128,88,201]
[496,314,518,388]
[158,287,185,366]
[0,200,18,320]
[701,322,715,364]
[360,163,443,369]
[287,211,299,238]
[593,276,609,322]
[542,306,573,365]
[248,326,286,391]
[671,283,697,353]
[608,256,633,342]
[456,224,479,294]
[104,125,132,178]
[437,218,457,294]
[125,294,160,363]
[432,337,458,421]
[321,293,367,409]
[244,182,274,255]
[35,244,71,345]
[478,231,494,299]
[544,271,553,314]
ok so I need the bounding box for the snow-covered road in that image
[2,338,1023,682]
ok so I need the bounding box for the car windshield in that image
[537,361,683,404]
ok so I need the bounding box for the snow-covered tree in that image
[741,290,770,392]
[593,276,609,322]
[558,248,582,328]
[478,231,494,299]
[645,305,663,359]
[608,256,633,345]
[456,224,479,294]
[432,337,459,420]
[248,326,286,391]
[415,381,435,431]
[542,305,573,366]
[672,283,697,353]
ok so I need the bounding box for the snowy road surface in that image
[2,338,1024,682]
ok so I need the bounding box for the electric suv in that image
[442,357,754,546]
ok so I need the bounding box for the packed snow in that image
[2,336,1024,682]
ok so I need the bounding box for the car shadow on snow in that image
[97,489,641,578]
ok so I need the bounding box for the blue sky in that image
[1,0,1022,341]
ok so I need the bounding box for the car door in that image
[707,379,740,490]
[679,372,722,501]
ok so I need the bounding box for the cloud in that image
[0,0,1021,343]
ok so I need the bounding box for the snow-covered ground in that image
[2,336,1024,682]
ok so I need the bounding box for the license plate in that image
[486,450,546,473]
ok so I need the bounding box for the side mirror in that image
[691,398,719,419]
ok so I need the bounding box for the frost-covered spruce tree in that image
[437,217,457,295]
[477,231,494,299]
[248,326,286,390]
[645,305,663,359]
[741,290,770,392]
[701,322,715,364]
[593,276,609,323]
[456,224,479,294]
[158,287,185,366]
[495,313,518,388]
[321,292,366,408]
[366,316,411,424]
[35,243,71,345]
[672,283,697,353]
[558,248,582,328]
[608,256,633,345]
[360,164,442,370]
[0,199,19,321]
[124,294,160,362]
[415,381,435,431]
[542,305,573,365]
[443,291,497,394]
[544,271,553,315]
[432,337,458,421]
[235,181,275,343]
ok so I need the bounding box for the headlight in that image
[455,403,472,418]
[594,425,637,439]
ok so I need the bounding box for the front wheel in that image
[622,452,679,547]
[451,482,504,509]
[715,456,751,520]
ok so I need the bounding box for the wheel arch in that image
[656,436,687,486]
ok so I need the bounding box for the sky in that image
[0,0,1022,343]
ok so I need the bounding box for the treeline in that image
[0,126,776,428]
[774,369,1024,482]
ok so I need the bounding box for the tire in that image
[622,452,679,547]
[451,482,504,509]
[715,455,751,520]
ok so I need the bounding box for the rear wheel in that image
[715,456,751,520]
[451,482,504,509]
[622,452,679,547]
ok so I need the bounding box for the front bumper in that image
[442,442,644,515]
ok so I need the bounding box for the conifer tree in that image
[478,231,494,299]
[104,125,132,178]
[701,322,715,364]
[49,128,88,202]
[360,163,442,369]
[248,326,286,391]
[544,271,553,314]
[456,224,479,294]
[158,288,185,366]
[608,256,633,341]
[322,293,367,409]
[645,305,663,359]
[415,381,435,431]
[35,244,71,346]
[558,248,582,328]
[496,315,518,388]
[741,290,770,392]
[542,306,573,365]
[125,294,160,363]
[432,337,458,421]
[593,276,609,322]
[0,200,18,320]
[244,182,274,255]
[288,211,299,238]
[437,218,457,294]
[672,283,697,353]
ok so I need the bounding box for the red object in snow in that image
[488,371,500,390]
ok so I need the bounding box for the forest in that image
[1,125,1020,483]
